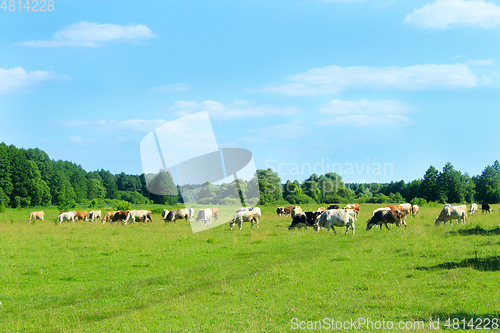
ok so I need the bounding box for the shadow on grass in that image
[416,256,500,271]
[449,226,500,236]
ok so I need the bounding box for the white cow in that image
[251,207,262,219]
[435,206,467,226]
[411,205,419,217]
[314,209,355,235]
[399,203,412,217]
[469,203,478,215]
[57,211,75,225]
[123,210,152,225]
[230,210,260,230]
[196,208,213,225]
[89,210,102,223]
[162,209,170,220]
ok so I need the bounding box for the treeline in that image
[2,142,500,209]
[257,161,500,206]
[0,143,180,210]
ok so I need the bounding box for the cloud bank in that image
[16,21,156,47]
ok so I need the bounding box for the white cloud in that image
[247,120,311,139]
[16,21,156,47]
[152,83,191,93]
[59,119,168,132]
[405,0,500,29]
[465,58,495,65]
[261,63,481,95]
[0,66,62,94]
[315,115,415,127]
[169,100,300,119]
[260,83,341,96]
[316,99,415,128]
[319,99,412,116]
[67,135,93,144]
[116,119,168,132]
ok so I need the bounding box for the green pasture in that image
[0,204,499,332]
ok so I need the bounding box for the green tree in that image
[421,165,439,202]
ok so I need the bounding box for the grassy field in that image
[0,204,499,332]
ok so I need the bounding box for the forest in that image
[1,142,500,210]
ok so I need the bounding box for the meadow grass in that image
[0,204,499,332]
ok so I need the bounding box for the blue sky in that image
[1,0,500,184]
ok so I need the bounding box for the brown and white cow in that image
[343,203,360,217]
[73,211,89,221]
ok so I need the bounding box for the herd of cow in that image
[279,202,494,234]
[24,202,494,231]
[26,206,262,229]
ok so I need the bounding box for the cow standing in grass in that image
[57,211,75,225]
[314,209,355,235]
[28,211,44,222]
[73,211,89,222]
[288,211,321,230]
[482,203,492,214]
[366,210,406,231]
[165,209,190,223]
[469,203,478,215]
[89,211,101,223]
[229,210,260,230]
[435,206,467,226]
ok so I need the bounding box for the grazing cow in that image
[411,205,419,217]
[102,211,118,223]
[236,207,251,213]
[482,203,492,214]
[288,211,322,230]
[124,210,152,224]
[314,209,355,234]
[291,207,303,218]
[73,211,89,221]
[435,206,467,226]
[469,203,478,215]
[57,211,75,225]
[165,209,190,223]
[327,205,339,210]
[343,203,360,215]
[276,206,286,217]
[285,206,294,217]
[209,207,219,220]
[162,209,170,220]
[114,211,130,222]
[317,207,326,212]
[28,211,44,222]
[366,210,406,231]
[371,207,390,217]
[399,203,412,217]
[196,208,213,225]
[88,211,102,223]
[229,210,260,230]
[385,205,404,211]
